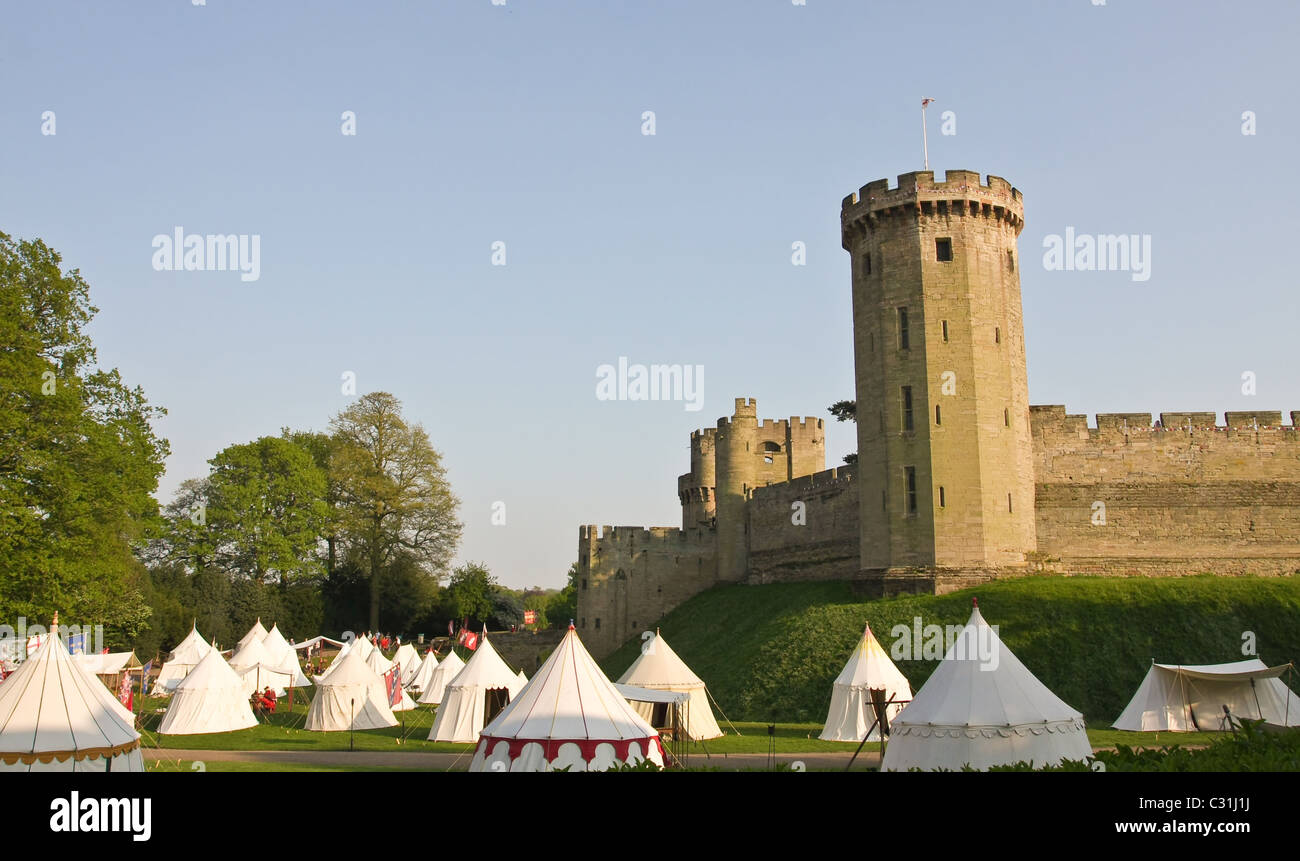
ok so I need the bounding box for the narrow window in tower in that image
[1004,407,1010,427]
[582,579,588,590]
[995,326,1001,344]
[870,332,875,354]
[939,486,946,508]
[935,238,953,262]
[1007,250,1015,272]
[595,618,601,630]
[905,467,918,515]
[942,320,949,342]
[898,307,910,350]
[1008,493,1013,513]
[878,411,884,434]
[935,404,941,426]
[901,386,914,432]
[581,618,586,629]
[862,253,872,275]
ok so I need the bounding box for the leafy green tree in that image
[828,399,858,465]
[330,392,461,629]
[447,562,495,626]
[489,587,524,630]
[205,436,329,584]
[0,233,168,628]
[545,563,579,628]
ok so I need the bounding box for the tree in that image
[545,563,579,628]
[828,399,858,465]
[446,562,495,626]
[0,233,168,629]
[201,436,329,584]
[330,392,461,629]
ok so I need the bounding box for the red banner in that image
[523,610,537,625]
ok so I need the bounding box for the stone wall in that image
[576,524,716,658]
[1030,406,1300,576]
[747,465,860,583]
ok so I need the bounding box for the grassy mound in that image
[599,575,1300,724]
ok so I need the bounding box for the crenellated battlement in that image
[751,463,858,501]
[841,169,1024,246]
[1030,404,1300,437]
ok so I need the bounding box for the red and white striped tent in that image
[470,625,664,772]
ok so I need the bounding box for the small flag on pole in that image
[464,631,479,651]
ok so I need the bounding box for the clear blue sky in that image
[4,1,1298,590]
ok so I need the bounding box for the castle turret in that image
[715,397,758,582]
[841,170,1036,584]
[678,428,717,529]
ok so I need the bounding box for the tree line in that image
[1,232,576,660]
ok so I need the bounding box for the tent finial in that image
[972,597,978,608]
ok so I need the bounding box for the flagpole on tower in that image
[921,98,935,170]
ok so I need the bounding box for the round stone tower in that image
[840,169,1036,585]
[715,397,758,583]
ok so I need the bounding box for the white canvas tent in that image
[471,625,665,772]
[819,624,912,742]
[881,603,1092,771]
[616,630,723,740]
[229,636,294,695]
[305,649,398,732]
[261,624,311,687]
[0,622,143,772]
[428,636,523,743]
[393,644,423,686]
[1113,659,1300,731]
[417,650,464,704]
[237,619,270,651]
[407,649,439,693]
[158,648,258,736]
[73,650,143,679]
[154,625,214,693]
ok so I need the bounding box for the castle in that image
[577,169,1300,657]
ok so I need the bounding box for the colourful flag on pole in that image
[523,610,537,625]
[383,664,402,706]
[464,631,479,651]
[117,671,133,711]
[448,620,454,637]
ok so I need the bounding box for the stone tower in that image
[840,170,1036,590]
[715,397,758,583]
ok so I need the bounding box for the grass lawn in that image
[136,696,476,753]
[599,575,1300,724]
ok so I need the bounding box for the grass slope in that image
[599,575,1300,724]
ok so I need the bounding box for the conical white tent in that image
[154,625,213,693]
[881,603,1092,771]
[365,648,417,711]
[158,648,258,736]
[229,636,294,695]
[1113,660,1300,731]
[516,669,528,685]
[428,636,523,742]
[471,626,665,772]
[393,644,422,686]
[236,619,269,651]
[616,631,723,740]
[407,649,439,693]
[305,649,397,732]
[417,650,464,704]
[261,624,311,687]
[819,624,912,742]
[350,635,375,662]
[0,623,143,772]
